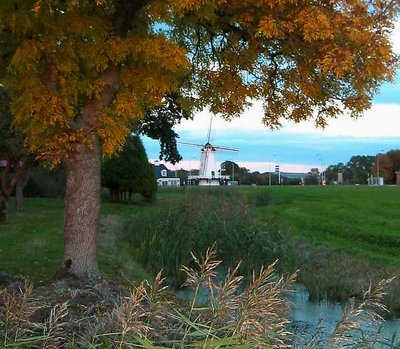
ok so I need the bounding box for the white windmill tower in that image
[182,116,239,186]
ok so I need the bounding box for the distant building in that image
[368,177,384,186]
[281,172,307,180]
[396,171,400,185]
[152,162,180,187]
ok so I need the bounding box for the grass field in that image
[257,185,400,265]
[0,197,150,285]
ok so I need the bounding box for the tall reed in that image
[0,249,397,348]
[126,189,290,285]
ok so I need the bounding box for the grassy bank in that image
[255,185,400,313]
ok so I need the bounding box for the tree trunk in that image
[15,182,23,212]
[0,194,8,223]
[63,137,101,282]
[15,167,31,212]
[0,159,12,223]
[61,66,120,282]
[1,157,34,222]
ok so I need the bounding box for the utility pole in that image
[376,149,384,185]
[377,154,380,180]
[269,154,276,186]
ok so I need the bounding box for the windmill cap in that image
[202,142,215,150]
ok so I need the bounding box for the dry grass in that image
[322,278,395,349]
[0,249,396,348]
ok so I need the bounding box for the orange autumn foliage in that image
[0,0,398,164]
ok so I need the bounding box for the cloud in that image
[281,104,400,138]
[176,102,265,135]
[176,102,400,142]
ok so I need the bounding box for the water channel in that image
[176,283,400,348]
[288,283,400,348]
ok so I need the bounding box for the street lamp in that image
[269,154,277,186]
[315,153,326,185]
[376,149,384,185]
[316,153,321,185]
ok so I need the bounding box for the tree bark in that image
[0,158,33,222]
[0,194,8,223]
[15,166,31,212]
[61,65,120,282]
[63,137,101,282]
[0,160,12,223]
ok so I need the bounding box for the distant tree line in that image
[175,154,400,186]
[321,151,400,185]
[173,160,303,186]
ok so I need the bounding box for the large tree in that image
[347,155,375,184]
[324,162,349,184]
[0,0,398,281]
[375,149,400,184]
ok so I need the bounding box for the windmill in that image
[180,116,239,186]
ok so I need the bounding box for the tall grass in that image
[125,189,291,285]
[1,248,397,348]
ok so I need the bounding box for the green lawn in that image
[0,198,64,285]
[256,185,400,266]
[0,197,150,285]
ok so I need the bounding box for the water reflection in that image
[176,282,400,347]
[289,283,400,348]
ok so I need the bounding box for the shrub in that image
[126,189,290,285]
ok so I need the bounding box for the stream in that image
[176,283,400,348]
[288,283,400,347]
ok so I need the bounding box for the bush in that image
[126,189,290,285]
[102,134,157,202]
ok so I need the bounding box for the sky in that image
[143,20,400,174]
